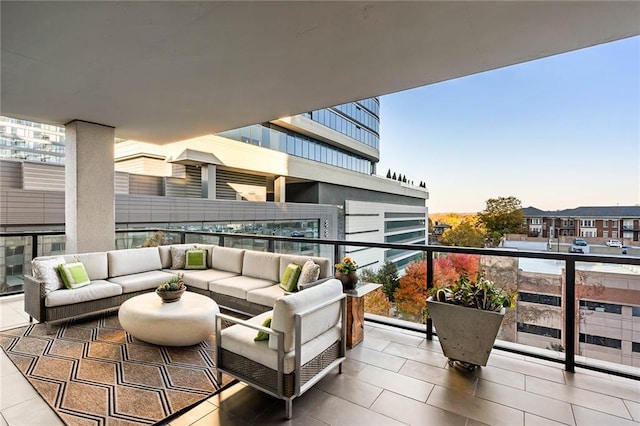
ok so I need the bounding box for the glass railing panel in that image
[575,260,640,376]
[1,236,31,296]
[224,236,269,252]
[359,247,418,324]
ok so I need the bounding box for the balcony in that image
[0,230,639,425]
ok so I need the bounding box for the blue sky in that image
[379,36,640,214]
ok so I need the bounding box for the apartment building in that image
[523,206,640,243]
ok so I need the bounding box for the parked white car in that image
[605,239,623,248]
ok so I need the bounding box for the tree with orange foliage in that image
[394,254,481,323]
[364,288,393,317]
[434,253,480,287]
[395,261,427,323]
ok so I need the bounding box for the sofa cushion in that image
[297,259,321,290]
[107,247,162,277]
[44,280,122,307]
[269,279,343,352]
[220,311,341,373]
[254,317,272,341]
[242,251,280,282]
[209,276,275,300]
[108,270,176,293]
[64,252,108,280]
[58,262,91,289]
[246,284,285,308]
[279,255,331,280]
[177,269,239,291]
[279,263,302,292]
[195,244,216,268]
[212,246,245,273]
[32,256,65,294]
[185,249,208,270]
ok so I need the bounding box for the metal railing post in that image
[564,259,576,373]
[426,249,434,340]
[32,234,38,258]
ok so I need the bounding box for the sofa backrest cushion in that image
[212,246,245,273]
[269,278,343,352]
[107,247,162,277]
[279,255,331,280]
[64,252,108,280]
[242,251,280,282]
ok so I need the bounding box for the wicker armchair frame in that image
[216,294,346,419]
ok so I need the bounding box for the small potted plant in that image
[426,272,517,370]
[334,256,358,290]
[156,273,187,303]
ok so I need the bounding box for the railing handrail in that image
[1,228,639,380]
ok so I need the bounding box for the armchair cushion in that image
[269,279,343,352]
[107,247,162,277]
[297,259,321,290]
[63,252,108,280]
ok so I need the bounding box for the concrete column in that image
[65,120,115,253]
[201,164,217,199]
[274,176,286,202]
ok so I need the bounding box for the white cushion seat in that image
[174,269,239,290]
[108,270,176,293]
[209,276,276,299]
[45,280,122,307]
[246,284,287,307]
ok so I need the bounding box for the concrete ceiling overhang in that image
[2,1,639,144]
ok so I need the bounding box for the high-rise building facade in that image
[1,98,428,275]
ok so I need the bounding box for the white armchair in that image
[215,279,346,419]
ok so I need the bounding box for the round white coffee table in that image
[118,291,219,346]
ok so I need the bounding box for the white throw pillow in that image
[32,257,65,294]
[297,259,321,291]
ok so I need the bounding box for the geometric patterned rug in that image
[0,314,236,426]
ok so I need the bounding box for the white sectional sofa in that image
[24,244,333,329]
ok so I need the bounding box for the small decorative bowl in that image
[155,286,186,303]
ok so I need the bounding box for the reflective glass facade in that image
[217,97,379,175]
[218,122,374,174]
[0,117,65,164]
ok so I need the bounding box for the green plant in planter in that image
[157,273,186,292]
[432,272,517,312]
[427,272,518,369]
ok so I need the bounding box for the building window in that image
[604,220,609,227]
[579,300,622,314]
[580,220,595,227]
[517,323,561,339]
[579,333,622,349]
[603,231,608,238]
[612,231,618,238]
[632,307,640,317]
[633,342,640,353]
[531,218,542,225]
[519,292,561,306]
[612,220,618,227]
[384,219,426,232]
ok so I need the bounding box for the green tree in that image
[377,261,400,301]
[392,172,397,180]
[477,196,524,246]
[386,169,391,178]
[441,218,485,247]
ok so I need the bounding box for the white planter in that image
[427,297,505,367]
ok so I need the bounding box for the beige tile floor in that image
[1,295,639,426]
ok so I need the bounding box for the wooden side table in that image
[344,282,382,349]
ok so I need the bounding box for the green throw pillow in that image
[58,261,91,289]
[185,249,207,270]
[279,263,302,292]
[254,317,272,341]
